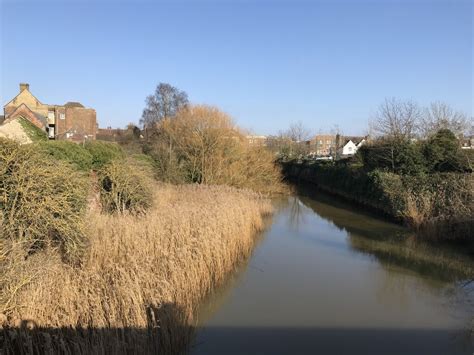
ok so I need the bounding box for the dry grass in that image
[1,184,273,354]
[402,174,474,241]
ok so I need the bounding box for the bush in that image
[98,158,153,214]
[84,141,124,169]
[358,139,426,175]
[422,129,469,172]
[0,138,90,263]
[36,140,93,171]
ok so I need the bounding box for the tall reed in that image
[1,184,273,354]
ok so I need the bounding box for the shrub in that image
[98,158,153,213]
[84,140,124,169]
[401,173,474,241]
[36,140,93,171]
[422,129,469,172]
[0,138,90,263]
[358,139,426,175]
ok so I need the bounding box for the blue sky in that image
[1,0,472,135]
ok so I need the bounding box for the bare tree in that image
[370,98,421,140]
[285,121,311,142]
[419,101,471,138]
[140,83,189,128]
[279,121,312,158]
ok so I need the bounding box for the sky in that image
[1,0,472,135]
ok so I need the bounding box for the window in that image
[48,111,55,119]
[60,113,65,120]
[327,140,331,144]
[348,147,353,152]
[319,140,323,144]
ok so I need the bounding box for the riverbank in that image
[281,160,474,242]
[1,184,272,354]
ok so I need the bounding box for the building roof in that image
[4,103,47,129]
[64,101,85,108]
[345,136,365,144]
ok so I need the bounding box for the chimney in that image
[19,83,30,92]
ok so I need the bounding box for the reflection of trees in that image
[296,188,474,282]
[288,196,307,230]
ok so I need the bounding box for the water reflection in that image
[193,191,474,355]
[296,189,474,282]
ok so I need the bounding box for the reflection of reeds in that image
[1,184,273,354]
[297,191,474,281]
[348,231,474,282]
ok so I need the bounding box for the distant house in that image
[2,83,97,142]
[336,135,367,158]
[310,134,337,156]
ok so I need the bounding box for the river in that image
[191,190,473,355]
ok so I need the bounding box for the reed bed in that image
[1,184,273,354]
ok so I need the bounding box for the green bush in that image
[85,141,124,169]
[358,130,471,175]
[98,158,153,214]
[36,140,93,171]
[0,138,90,263]
[358,139,426,175]
[422,129,469,172]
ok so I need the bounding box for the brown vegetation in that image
[402,174,474,241]
[1,184,273,354]
[0,138,90,263]
[98,158,154,214]
[145,105,286,194]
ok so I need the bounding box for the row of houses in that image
[248,134,368,158]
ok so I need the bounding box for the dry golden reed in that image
[1,184,273,354]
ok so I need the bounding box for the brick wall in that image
[56,107,97,141]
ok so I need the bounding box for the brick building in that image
[3,83,97,141]
[310,134,337,156]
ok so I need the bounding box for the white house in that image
[341,140,357,156]
[338,137,367,157]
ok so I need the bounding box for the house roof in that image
[4,103,47,128]
[3,87,44,108]
[342,136,366,146]
[64,101,84,108]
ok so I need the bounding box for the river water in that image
[192,190,474,355]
